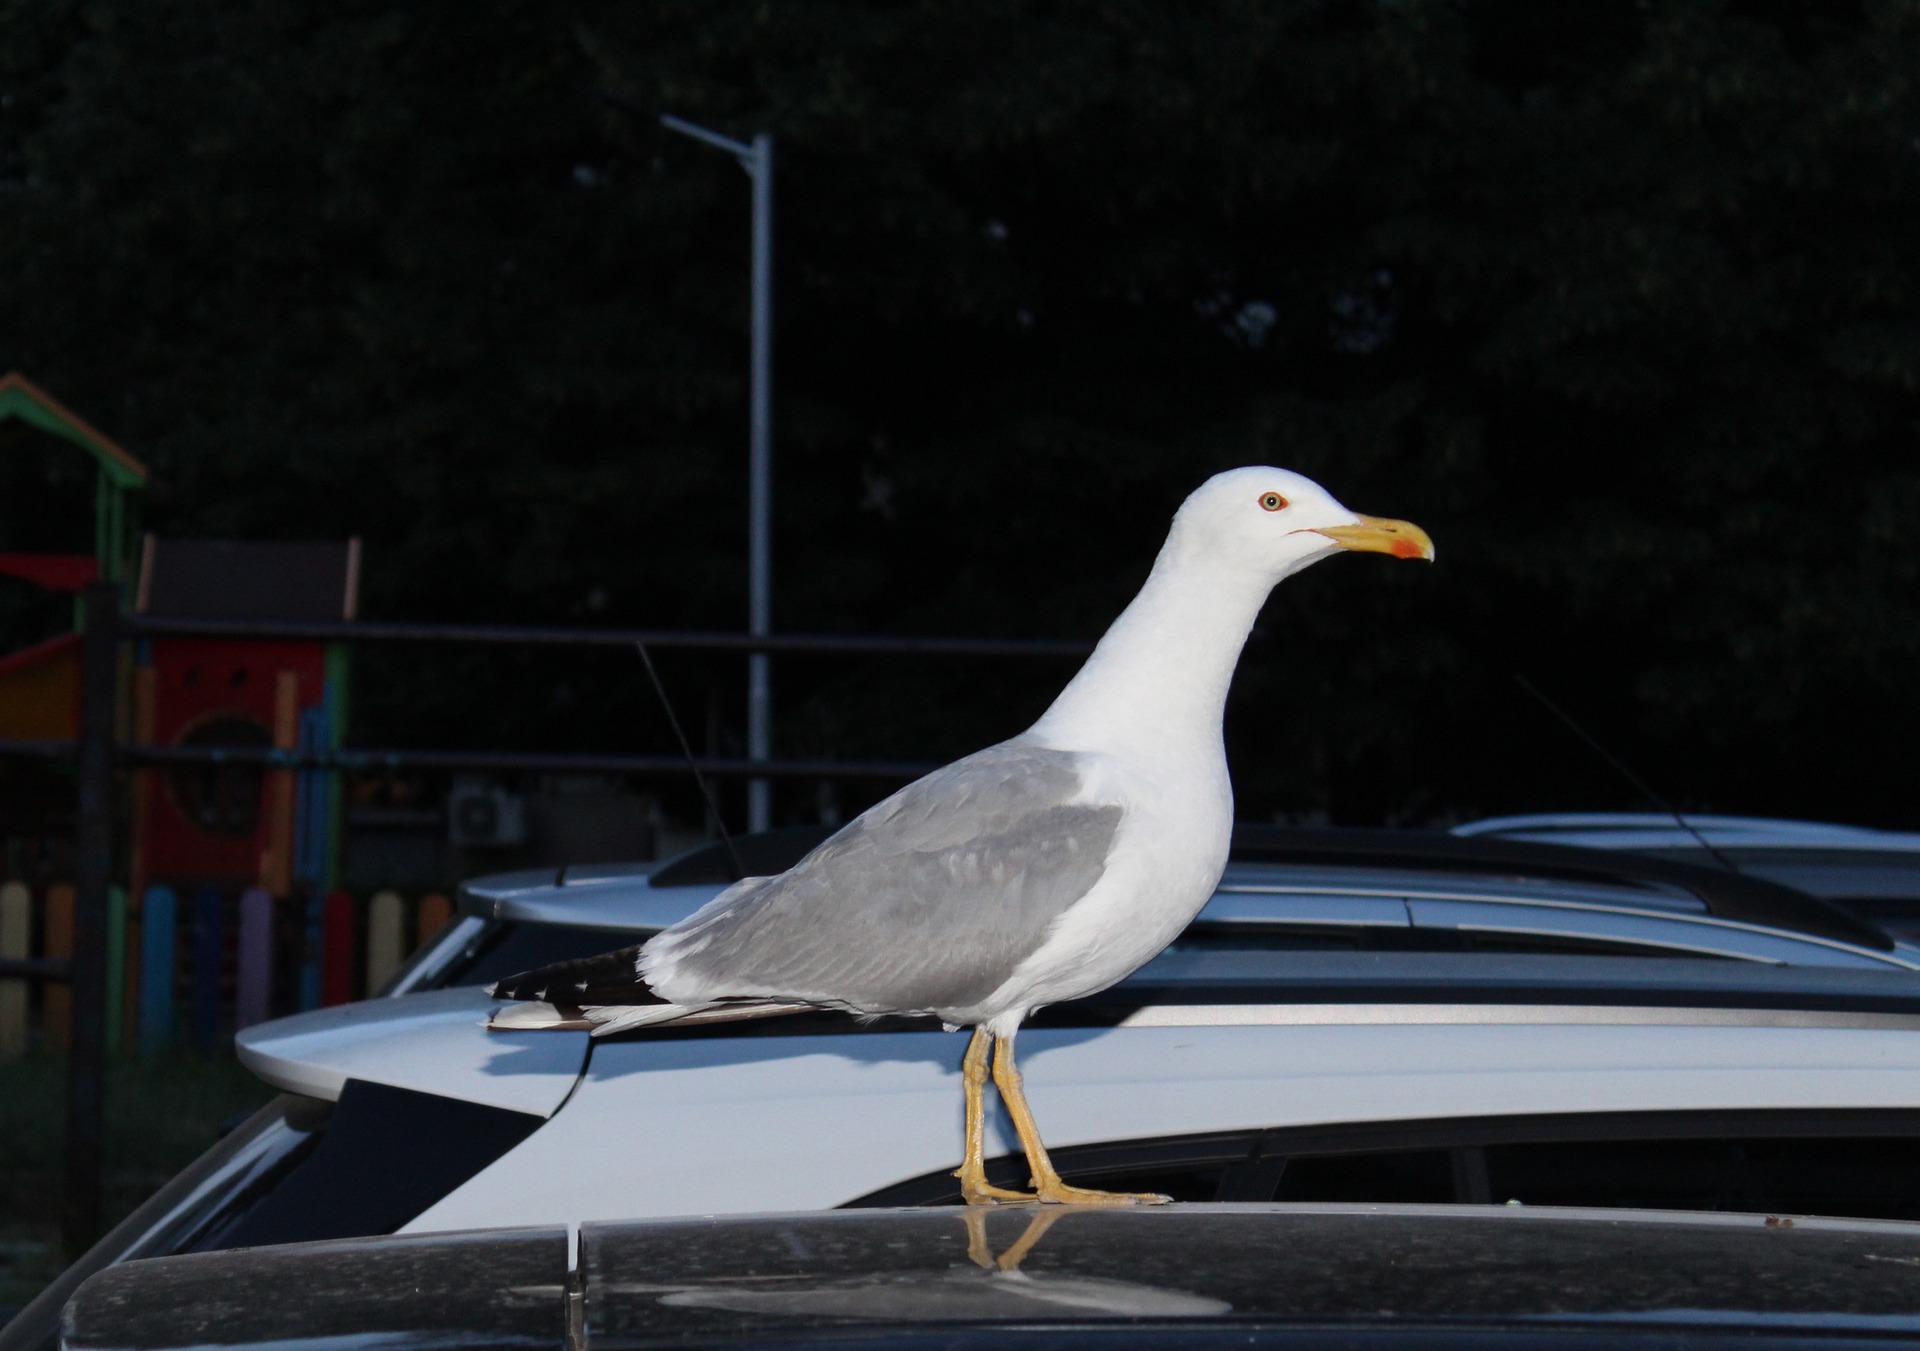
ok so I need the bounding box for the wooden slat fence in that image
[0,880,454,1060]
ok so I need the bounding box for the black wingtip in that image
[488,943,666,1006]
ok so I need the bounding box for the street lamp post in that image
[662,114,775,834]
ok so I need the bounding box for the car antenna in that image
[635,641,746,882]
[1513,673,1742,874]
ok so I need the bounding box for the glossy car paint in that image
[61,1227,567,1351]
[59,1207,1920,1351]
[234,986,588,1116]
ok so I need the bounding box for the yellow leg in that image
[992,1031,1170,1206]
[953,1027,1035,1205]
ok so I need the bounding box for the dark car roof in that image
[60,1226,567,1351]
[59,1206,1920,1351]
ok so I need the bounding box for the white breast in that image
[960,745,1232,1034]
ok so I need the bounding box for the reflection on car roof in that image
[62,1206,1920,1351]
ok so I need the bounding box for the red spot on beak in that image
[1389,538,1425,559]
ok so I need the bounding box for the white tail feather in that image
[583,1002,714,1037]
[581,998,816,1036]
[489,996,817,1039]
[662,999,817,1027]
[487,1001,594,1031]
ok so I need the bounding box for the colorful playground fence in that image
[0,879,454,1060]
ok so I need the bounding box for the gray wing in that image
[642,741,1123,1015]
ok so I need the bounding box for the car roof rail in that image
[643,822,1894,952]
[1231,826,1895,952]
[1453,812,1920,848]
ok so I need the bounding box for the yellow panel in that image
[0,643,80,740]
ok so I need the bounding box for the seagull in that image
[488,466,1433,1205]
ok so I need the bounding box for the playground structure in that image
[0,375,146,852]
[0,374,1092,1250]
[130,536,359,1013]
[0,376,374,1063]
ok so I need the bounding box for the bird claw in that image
[1034,1182,1173,1206]
[956,1177,1041,1206]
[952,1167,1172,1207]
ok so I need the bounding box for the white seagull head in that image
[1165,465,1435,581]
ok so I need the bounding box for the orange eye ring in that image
[1259,491,1288,512]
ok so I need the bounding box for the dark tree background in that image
[3,0,1917,828]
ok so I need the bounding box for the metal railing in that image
[126,614,1093,658]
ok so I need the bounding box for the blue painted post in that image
[189,886,223,1053]
[138,887,177,1055]
[300,891,323,1013]
[235,887,273,1030]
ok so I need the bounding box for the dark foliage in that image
[2,0,1917,826]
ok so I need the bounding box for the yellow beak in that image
[1314,515,1435,562]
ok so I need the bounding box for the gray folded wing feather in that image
[642,742,1123,1014]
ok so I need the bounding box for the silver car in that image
[12,828,1920,1351]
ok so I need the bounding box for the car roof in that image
[459,826,1896,955]
[62,1226,568,1351]
[61,1206,1920,1351]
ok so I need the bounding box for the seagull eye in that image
[1259,492,1288,512]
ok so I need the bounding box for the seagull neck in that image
[1028,552,1274,762]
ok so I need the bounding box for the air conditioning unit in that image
[449,785,527,849]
